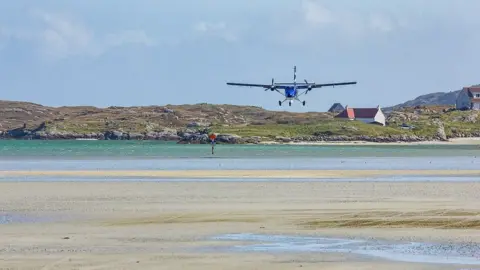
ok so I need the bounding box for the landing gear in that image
[278,100,282,106]
[302,101,306,106]
[289,101,292,106]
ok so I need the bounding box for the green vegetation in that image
[212,120,405,139]
[1,100,479,141]
[212,105,480,140]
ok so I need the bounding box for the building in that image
[327,103,345,113]
[335,105,386,126]
[456,86,480,110]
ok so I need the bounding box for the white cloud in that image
[192,21,238,42]
[297,0,403,40]
[301,0,334,27]
[2,10,157,59]
[33,10,97,58]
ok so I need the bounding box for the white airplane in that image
[226,66,357,106]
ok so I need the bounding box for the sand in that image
[261,137,480,145]
[1,180,479,269]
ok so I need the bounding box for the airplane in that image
[226,66,357,106]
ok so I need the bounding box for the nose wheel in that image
[278,100,282,106]
[302,101,306,106]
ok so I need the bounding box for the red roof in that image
[335,108,354,119]
[335,107,379,119]
[464,87,480,95]
[352,108,379,118]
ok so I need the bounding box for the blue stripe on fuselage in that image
[285,87,296,98]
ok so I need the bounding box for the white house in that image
[335,105,386,126]
[456,86,480,110]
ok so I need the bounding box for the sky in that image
[1,0,480,112]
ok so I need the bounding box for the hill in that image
[0,100,479,143]
[383,90,461,113]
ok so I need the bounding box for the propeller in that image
[266,77,276,91]
[304,79,314,93]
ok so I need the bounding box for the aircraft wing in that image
[226,82,289,89]
[296,81,357,89]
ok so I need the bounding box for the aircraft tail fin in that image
[293,65,297,86]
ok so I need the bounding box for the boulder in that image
[216,134,242,144]
[104,130,127,140]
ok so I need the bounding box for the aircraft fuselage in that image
[285,87,297,98]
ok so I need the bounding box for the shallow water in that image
[208,233,480,265]
[1,140,479,159]
[0,212,63,224]
[0,176,479,182]
[0,156,479,171]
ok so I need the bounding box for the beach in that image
[0,142,479,269]
[1,180,480,269]
[263,137,480,145]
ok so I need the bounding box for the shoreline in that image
[2,169,480,178]
[1,137,480,145]
[260,137,480,145]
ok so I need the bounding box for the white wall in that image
[472,102,480,110]
[356,118,375,124]
[353,110,386,126]
[456,90,471,110]
[374,110,386,126]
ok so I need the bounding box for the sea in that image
[0,140,479,177]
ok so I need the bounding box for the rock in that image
[128,133,144,140]
[275,136,292,143]
[187,122,208,128]
[157,132,181,141]
[145,132,158,140]
[32,131,48,139]
[216,134,242,144]
[104,130,127,140]
[435,125,447,141]
[243,136,261,144]
[177,133,209,144]
[6,127,31,138]
[461,112,478,123]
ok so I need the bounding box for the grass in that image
[212,120,413,139]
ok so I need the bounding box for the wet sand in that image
[1,180,479,269]
[2,169,480,178]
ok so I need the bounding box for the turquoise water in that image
[0,140,479,179]
[0,140,479,159]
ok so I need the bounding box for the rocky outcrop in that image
[0,128,475,143]
[0,117,478,144]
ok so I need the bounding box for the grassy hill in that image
[0,100,478,142]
